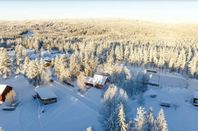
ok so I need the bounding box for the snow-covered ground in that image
[131,71,198,131]
[0,75,102,131]
[1,70,198,131]
[131,86,198,131]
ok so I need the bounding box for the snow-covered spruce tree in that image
[77,72,86,93]
[116,103,128,131]
[156,108,168,131]
[20,56,30,75]
[0,48,11,78]
[188,52,198,77]
[134,107,146,131]
[54,55,71,82]
[69,54,80,79]
[15,44,23,66]
[83,58,99,77]
[59,62,70,82]
[26,59,41,86]
[40,69,51,85]
[101,84,129,131]
[54,56,61,76]
[145,108,156,131]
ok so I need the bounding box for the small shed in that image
[193,92,198,106]
[35,88,57,105]
[0,85,12,102]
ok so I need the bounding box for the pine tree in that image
[189,53,198,77]
[40,69,51,84]
[134,107,146,131]
[101,84,129,131]
[156,108,168,131]
[21,57,30,74]
[0,48,11,78]
[26,60,41,86]
[69,54,80,78]
[116,104,128,131]
[146,108,155,131]
[77,72,86,92]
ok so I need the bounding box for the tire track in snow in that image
[53,81,100,112]
[18,88,44,131]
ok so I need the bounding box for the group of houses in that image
[0,84,57,106]
[0,73,110,107]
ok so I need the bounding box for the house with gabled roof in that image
[0,85,13,102]
[84,74,109,89]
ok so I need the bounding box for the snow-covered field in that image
[1,71,198,131]
[132,71,198,131]
[0,75,102,131]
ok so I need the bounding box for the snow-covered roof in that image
[21,30,34,38]
[84,74,108,86]
[35,88,57,100]
[0,84,7,95]
[194,92,198,98]
[93,74,108,86]
[44,56,52,62]
[84,77,94,84]
[26,49,35,55]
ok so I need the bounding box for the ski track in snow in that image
[53,81,99,112]
[19,100,43,131]
[16,78,43,131]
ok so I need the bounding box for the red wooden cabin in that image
[0,85,12,102]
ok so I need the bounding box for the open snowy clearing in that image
[0,75,102,131]
[131,71,198,131]
[132,86,198,131]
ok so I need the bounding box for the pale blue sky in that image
[0,1,198,23]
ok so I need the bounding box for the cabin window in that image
[194,99,198,104]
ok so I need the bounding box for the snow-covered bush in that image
[5,90,16,106]
[86,126,94,131]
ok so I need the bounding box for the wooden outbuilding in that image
[0,85,13,102]
[35,87,57,105]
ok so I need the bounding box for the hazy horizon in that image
[0,1,198,23]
